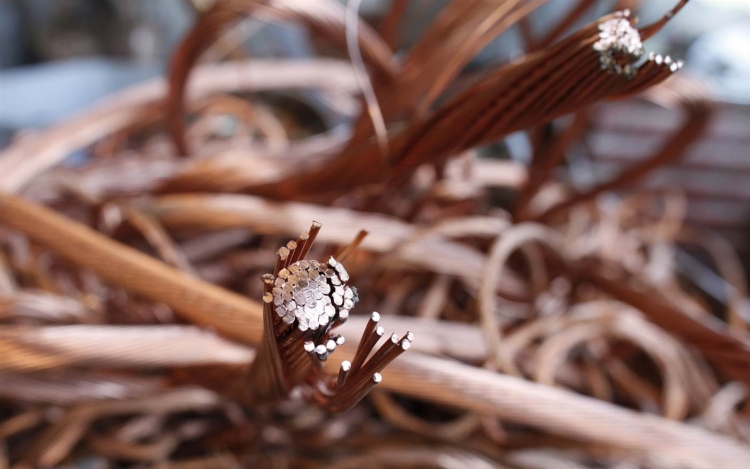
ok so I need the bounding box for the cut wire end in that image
[244,221,410,412]
[594,16,644,78]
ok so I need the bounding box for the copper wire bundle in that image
[3,0,750,468]
[243,222,411,410]
[242,8,688,201]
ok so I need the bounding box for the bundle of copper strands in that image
[269,7,688,199]
[7,1,750,467]
[244,221,412,412]
[594,10,684,79]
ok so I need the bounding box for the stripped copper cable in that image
[243,222,411,413]
[254,9,687,201]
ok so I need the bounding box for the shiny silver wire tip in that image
[246,221,411,413]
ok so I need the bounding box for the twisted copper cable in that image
[243,222,410,411]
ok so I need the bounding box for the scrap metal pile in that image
[1,1,749,467]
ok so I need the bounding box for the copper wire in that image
[289,232,309,264]
[297,221,321,260]
[274,247,289,276]
[283,241,297,268]
[243,222,410,410]
[350,312,382,372]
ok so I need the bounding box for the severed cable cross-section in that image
[243,221,412,412]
